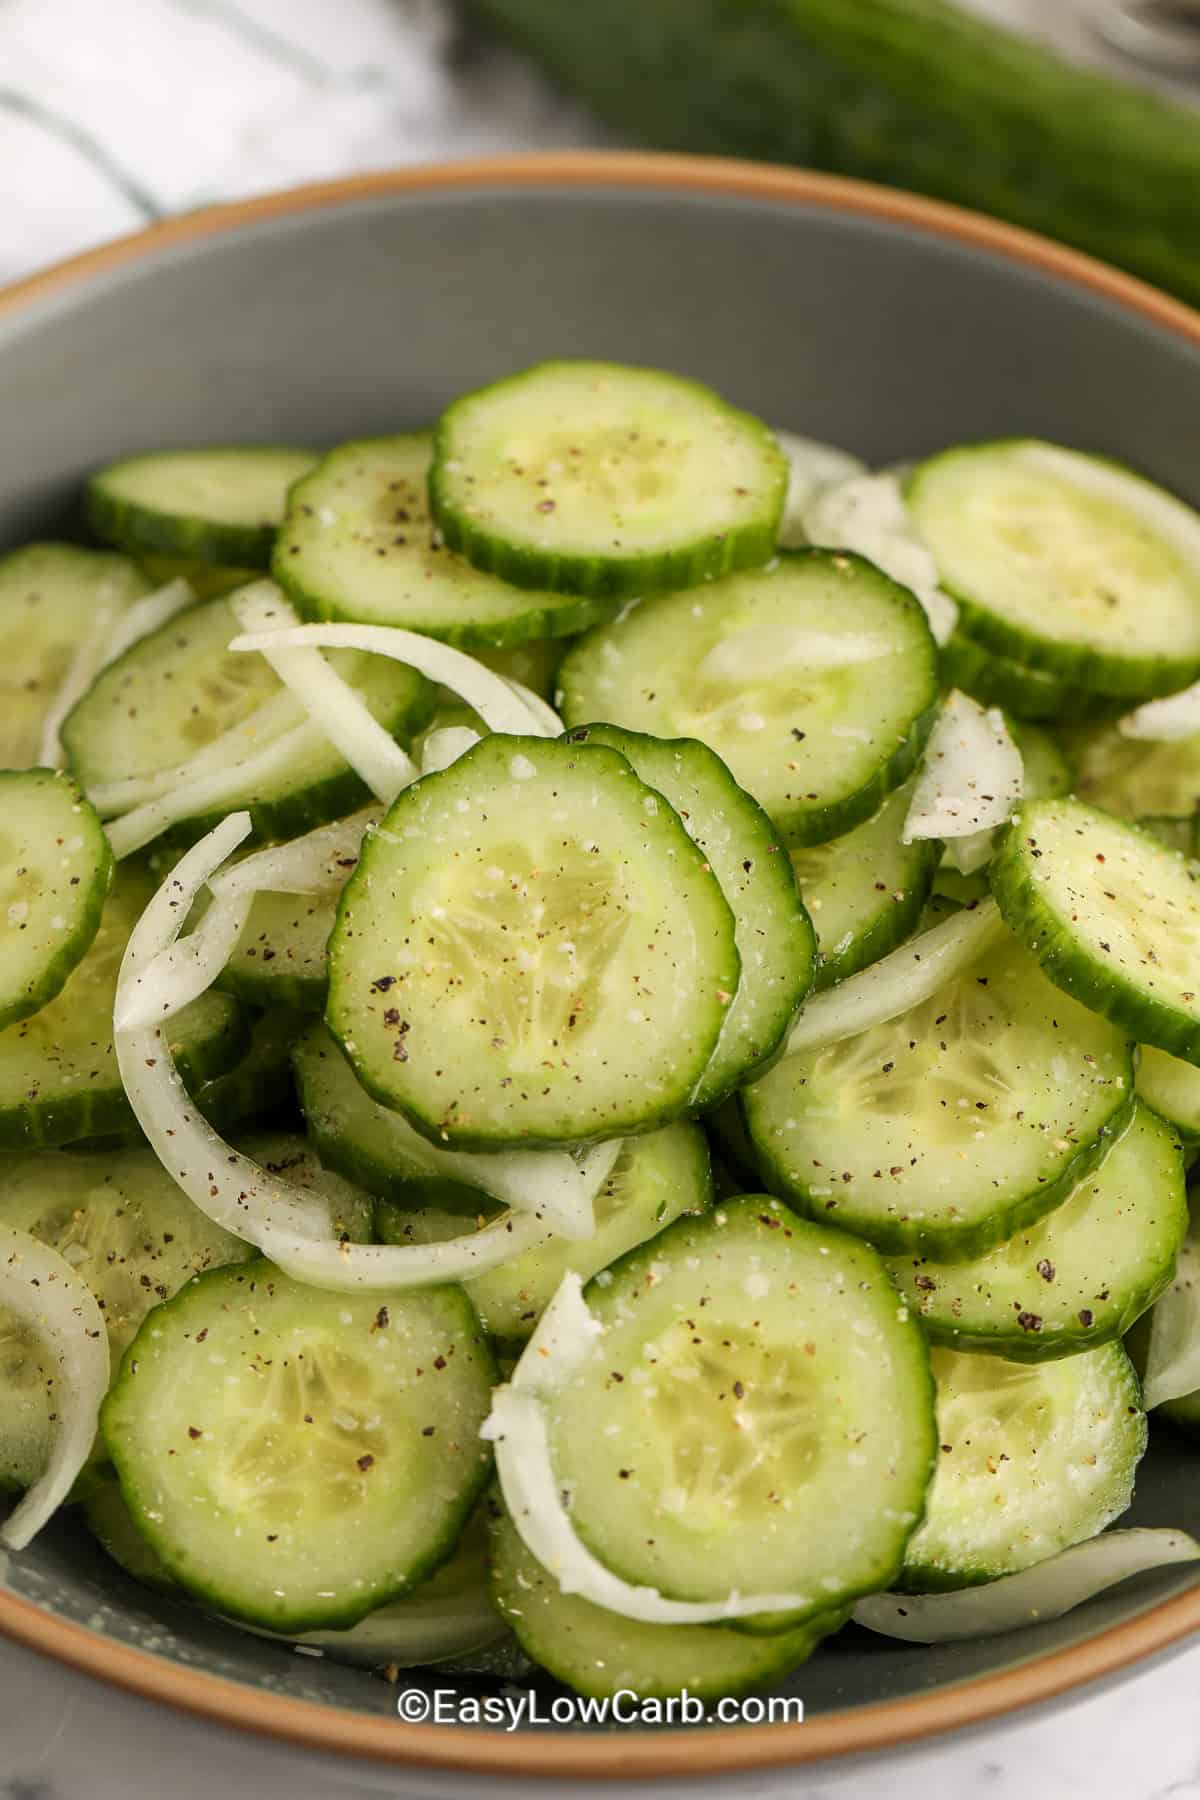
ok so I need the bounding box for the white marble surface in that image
[1,1,1199,1794]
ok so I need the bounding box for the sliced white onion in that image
[904,692,1023,845]
[214,806,380,901]
[1143,1217,1200,1410]
[802,473,959,645]
[1119,682,1200,743]
[853,1530,1200,1643]
[484,1276,824,1625]
[773,429,868,549]
[500,676,564,736]
[228,623,557,738]
[0,1228,109,1550]
[420,726,483,776]
[115,819,617,1280]
[105,721,318,860]
[230,584,416,802]
[247,1588,506,1667]
[785,899,1003,1058]
[36,578,195,769]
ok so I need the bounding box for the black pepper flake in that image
[371,974,397,992]
[187,1426,203,1440]
[1079,1308,1094,1327]
[357,1453,375,1472]
[1036,1259,1055,1283]
[1016,1311,1043,1332]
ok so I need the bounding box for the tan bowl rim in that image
[1,150,1198,1779]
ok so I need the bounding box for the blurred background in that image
[0,0,1196,296]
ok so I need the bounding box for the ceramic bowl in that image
[2,153,1199,1780]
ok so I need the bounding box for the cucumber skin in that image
[0,771,113,1032]
[86,447,313,570]
[992,803,1200,1067]
[430,363,787,601]
[939,631,1110,725]
[469,0,1200,311]
[744,1088,1137,1263]
[0,1002,250,1152]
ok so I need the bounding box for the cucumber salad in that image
[4,362,1200,1707]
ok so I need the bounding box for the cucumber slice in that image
[101,1260,496,1630]
[0,770,112,1030]
[541,1197,935,1620]
[563,723,816,1102]
[430,361,786,599]
[0,1142,257,1489]
[191,1009,305,1137]
[216,889,337,1013]
[489,1500,838,1701]
[1139,815,1199,856]
[900,1343,1146,1589]
[1069,719,1200,825]
[887,1103,1187,1359]
[1009,718,1073,802]
[326,735,740,1149]
[87,446,318,569]
[274,434,611,649]
[476,636,561,702]
[557,550,939,843]
[743,931,1135,1259]
[135,554,257,600]
[62,596,434,847]
[82,1466,179,1593]
[787,778,939,990]
[0,543,152,769]
[939,630,1097,723]
[375,1119,713,1343]
[992,797,1200,1065]
[910,442,1200,700]
[1136,1045,1200,1141]
[0,865,247,1150]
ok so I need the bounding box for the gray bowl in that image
[1,154,1199,1780]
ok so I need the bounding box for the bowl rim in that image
[1,149,1198,1778]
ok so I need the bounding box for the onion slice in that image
[115,819,617,1274]
[228,623,558,738]
[0,1228,109,1550]
[853,1530,1200,1643]
[1143,1214,1200,1410]
[785,900,1003,1058]
[904,692,1023,849]
[230,584,416,802]
[773,429,868,549]
[802,473,959,645]
[420,726,483,775]
[1119,682,1200,743]
[483,1275,825,1625]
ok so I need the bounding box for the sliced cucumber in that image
[430,361,786,598]
[489,1500,838,1701]
[82,1466,179,1593]
[787,778,939,990]
[0,865,247,1150]
[1009,718,1073,802]
[887,1103,1186,1359]
[1136,1045,1200,1141]
[557,550,939,843]
[101,1260,495,1630]
[375,1119,713,1342]
[87,446,318,569]
[135,553,257,600]
[216,890,337,1014]
[0,543,152,769]
[910,442,1200,700]
[0,1143,256,1489]
[274,434,610,648]
[476,636,562,701]
[993,797,1200,1066]
[1139,815,1199,856]
[743,931,1134,1259]
[191,1009,305,1137]
[900,1343,1146,1589]
[562,723,815,1102]
[326,735,740,1149]
[541,1197,934,1620]
[234,1132,375,1243]
[939,630,1097,723]
[0,770,112,1030]
[1069,719,1200,825]
[62,596,434,847]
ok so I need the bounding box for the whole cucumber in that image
[469,0,1200,308]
